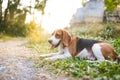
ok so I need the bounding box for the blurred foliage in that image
[0,23,27,36]
[0,0,27,36]
[0,0,47,37]
[35,0,47,14]
[69,23,120,40]
[26,41,58,54]
[111,38,120,54]
[98,24,118,39]
[82,0,120,10]
[26,20,47,43]
[105,0,120,10]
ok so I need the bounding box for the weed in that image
[26,40,58,54]
[0,34,15,41]
[32,57,120,79]
[111,38,120,54]
[98,24,118,39]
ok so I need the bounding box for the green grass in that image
[0,34,14,41]
[111,38,120,54]
[33,57,120,80]
[28,23,120,80]
[26,41,58,54]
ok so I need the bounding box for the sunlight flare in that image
[25,0,83,33]
[25,10,42,24]
[42,0,83,33]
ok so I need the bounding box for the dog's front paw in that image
[39,54,46,57]
[44,58,50,60]
[44,57,56,61]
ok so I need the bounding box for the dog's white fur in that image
[92,44,105,61]
[49,34,60,45]
[40,42,72,60]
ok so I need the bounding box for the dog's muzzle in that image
[48,40,61,49]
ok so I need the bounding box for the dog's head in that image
[48,29,71,49]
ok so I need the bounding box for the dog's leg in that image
[45,52,71,60]
[40,48,64,57]
[92,44,105,61]
[39,53,57,57]
[45,47,71,60]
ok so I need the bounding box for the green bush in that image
[111,38,120,54]
[0,24,8,33]
[0,23,28,37]
[98,24,117,39]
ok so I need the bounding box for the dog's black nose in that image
[48,40,52,44]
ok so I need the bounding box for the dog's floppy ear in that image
[62,30,71,47]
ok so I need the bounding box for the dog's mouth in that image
[51,45,57,49]
[50,41,61,49]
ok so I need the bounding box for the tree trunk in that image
[0,0,3,24]
[4,0,10,23]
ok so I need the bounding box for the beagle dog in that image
[41,29,120,62]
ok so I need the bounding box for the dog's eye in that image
[55,34,60,38]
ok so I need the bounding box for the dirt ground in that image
[0,39,71,80]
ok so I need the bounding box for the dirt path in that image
[0,39,71,80]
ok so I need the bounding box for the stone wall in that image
[70,0,104,24]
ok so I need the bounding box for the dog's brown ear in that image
[62,30,71,47]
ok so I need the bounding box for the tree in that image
[4,0,21,24]
[0,0,3,24]
[0,0,48,36]
[34,0,47,26]
[0,0,28,36]
[35,0,47,14]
